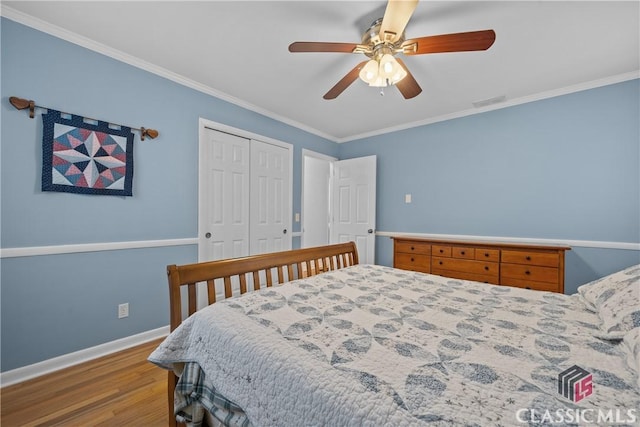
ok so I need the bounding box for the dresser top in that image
[391,235,571,251]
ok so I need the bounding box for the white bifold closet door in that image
[249,138,290,255]
[199,127,291,264]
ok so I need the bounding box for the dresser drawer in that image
[395,241,431,255]
[501,264,559,284]
[452,246,475,259]
[501,250,559,267]
[475,249,500,262]
[431,267,499,284]
[501,278,561,293]
[432,257,498,276]
[432,245,452,257]
[395,253,431,273]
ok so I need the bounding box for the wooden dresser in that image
[392,237,570,293]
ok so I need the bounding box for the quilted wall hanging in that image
[8,96,160,197]
[42,110,135,196]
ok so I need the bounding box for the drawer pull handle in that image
[484,266,489,271]
[525,270,531,275]
[461,251,465,255]
[484,253,489,257]
[411,257,415,262]
[439,261,443,265]
[526,256,531,261]
[439,249,444,253]
[525,286,532,290]
[411,246,415,250]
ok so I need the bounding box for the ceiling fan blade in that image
[289,42,358,53]
[379,0,419,43]
[324,61,367,100]
[402,30,496,55]
[394,58,422,99]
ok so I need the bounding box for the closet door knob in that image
[205,232,212,239]
[283,229,287,234]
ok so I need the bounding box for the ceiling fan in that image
[288,0,495,100]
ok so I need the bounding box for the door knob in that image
[283,229,287,234]
[205,232,212,239]
[367,229,374,234]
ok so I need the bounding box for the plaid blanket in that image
[174,362,250,427]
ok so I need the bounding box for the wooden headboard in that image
[164,242,359,426]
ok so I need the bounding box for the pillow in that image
[577,264,640,312]
[620,328,640,391]
[593,306,640,340]
[587,265,640,340]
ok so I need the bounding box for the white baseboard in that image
[0,326,169,388]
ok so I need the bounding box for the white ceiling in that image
[3,1,639,143]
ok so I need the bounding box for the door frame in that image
[198,118,293,262]
[301,149,337,249]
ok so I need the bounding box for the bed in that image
[149,242,639,426]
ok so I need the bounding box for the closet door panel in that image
[200,128,250,262]
[250,139,291,255]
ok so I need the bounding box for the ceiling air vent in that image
[472,95,506,108]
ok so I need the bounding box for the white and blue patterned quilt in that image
[149,265,639,426]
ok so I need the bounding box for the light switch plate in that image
[405,194,412,203]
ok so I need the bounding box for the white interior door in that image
[330,155,377,264]
[250,139,292,255]
[199,128,250,262]
[301,151,335,248]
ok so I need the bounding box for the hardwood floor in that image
[1,338,169,426]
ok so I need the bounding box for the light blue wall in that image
[0,18,338,371]
[339,79,640,294]
[2,17,639,372]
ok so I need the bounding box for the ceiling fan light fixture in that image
[359,53,406,87]
[379,53,407,85]
[390,65,407,84]
[369,76,387,87]
[359,59,380,85]
[379,53,397,77]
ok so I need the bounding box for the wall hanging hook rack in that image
[9,96,159,141]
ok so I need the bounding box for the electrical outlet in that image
[118,303,129,319]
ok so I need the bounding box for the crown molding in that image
[3,6,637,145]
[339,70,640,143]
[0,6,339,143]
